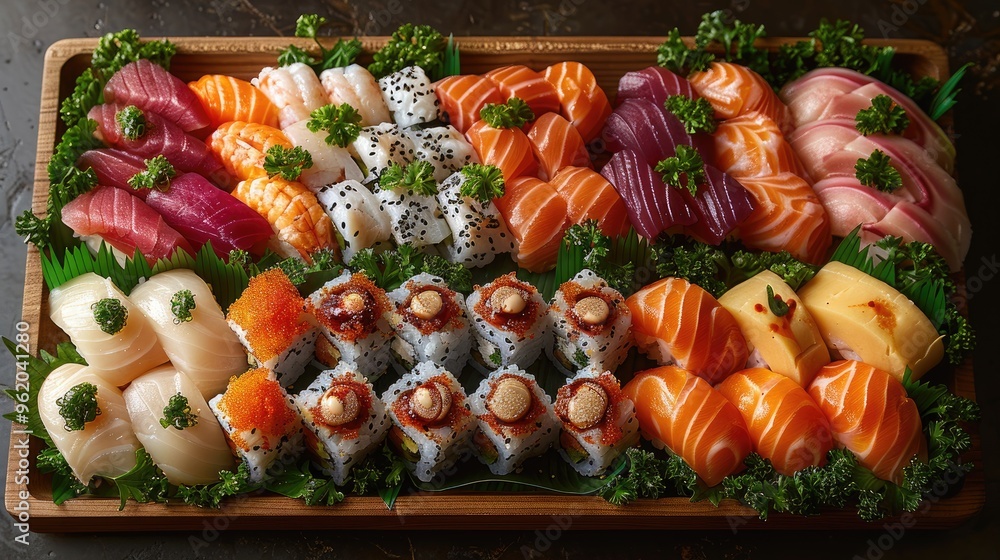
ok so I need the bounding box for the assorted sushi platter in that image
[5,13,985,531]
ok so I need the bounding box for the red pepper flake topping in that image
[857,298,897,333]
[217,368,297,451]
[227,269,310,363]
[309,273,390,342]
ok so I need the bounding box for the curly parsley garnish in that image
[479,97,534,129]
[127,155,176,191]
[379,161,438,196]
[159,392,198,430]
[307,103,363,148]
[855,95,910,136]
[655,145,706,196]
[263,145,314,181]
[855,149,902,193]
[459,163,505,206]
[664,95,717,134]
[115,105,148,140]
[170,289,196,323]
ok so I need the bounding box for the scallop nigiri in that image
[549,166,630,238]
[689,62,793,134]
[623,365,752,486]
[543,61,612,142]
[494,176,570,273]
[484,65,561,116]
[526,112,591,181]
[207,121,292,187]
[103,59,210,133]
[234,175,336,259]
[188,74,281,129]
[435,74,504,133]
[253,63,329,130]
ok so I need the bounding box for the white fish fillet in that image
[254,63,329,130]
[320,64,392,126]
[316,180,391,263]
[282,120,364,190]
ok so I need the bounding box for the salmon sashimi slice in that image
[625,276,748,384]
[527,112,592,181]
[233,175,335,261]
[543,62,612,142]
[435,75,505,133]
[465,120,538,182]
[623,365,752,486]
[494,176,570,272]
[711,111,810,179]
[808,360,925,484]
[689,62,793,134]
[716,368,833,476]
[550,166,630,238]
[61,185,194,263]
[736,173,832,264]
[188,75,281,130]
[103,59,210,133]
[484,65,561,116]
[208,121,293,188]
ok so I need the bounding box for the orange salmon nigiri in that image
[542,61,612,142]
[549,166,630,238]
[494,177,570,273]
[623,365,752,486]
[711,111,810,179]
[465,120,538,182]
[484,65,561,117]
[234,175,335,261]
[625,277,748,385]
[189,75,280,130]
[208,121,292,187]
[736,173,832,265]
[689,62,793,134]
[526,112,592,181]
[716,368,833,476]
[435,75,505,134]
[808,360,925,484]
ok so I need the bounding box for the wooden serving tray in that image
[7,36,983,532]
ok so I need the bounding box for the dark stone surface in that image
[0,0,997,557]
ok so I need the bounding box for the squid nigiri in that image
[188,74,281,129]
[233,175,336,259]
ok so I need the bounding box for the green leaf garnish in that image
[59,67,104,127]
[654,145,705,196]
[656,28,715,75]
[264,460,345,506]
[263,145,314,181]
[560,221,635,295]
[379,161,438,196]
[855,94,910,136]
[855,149,902,192]
[766,285,789,317]
[278,14,362,73]
[92,298,128,335]
[110,449,170,510]
[489,349,502,365]
[159,392,198,430]
[664,95,716,134]
[36,447,90,505]
[928,62,972,120]
[91,29,177,80]
[458,163,505,206]
[368,23,447,79]
[170,289,196,323]
[2,339,86,446]
[479,97,534,129]
[127,155,176,191]
[115,105,148,140]
[14,210,50,248]
[56,382,101,432]
[307,103,363,148]
[349,244,469,293]
[174,461,261,508]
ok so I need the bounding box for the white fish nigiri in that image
[282,120,365,190]
[123,364,236,486]
[253,63,329,130]
[316,179,391,263]
[349,122,416,181]
[405,125,481,182]
[49,273,168,387]
[374,183,451,248]
[436,169,516,267]
[320,64,392,126]
[129,269,248,399]
[378,66,440,128]
[38,363,141,483]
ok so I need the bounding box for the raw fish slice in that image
[549,166,630,238]
[76,149,149,199]
[207,121,293,187]
[37,364,141,483]
[404,125,481,182]
[484,65,561,116]
[716,368,833,476]
[615,66,699,108]
[808,360,925,484]
[320,64,392,126]
[349,122,416,181]
[600,149,696,240]
[526,112,592,181]
[494,176,570,273]
[859,202,965,272]
[689,62,793,134]
[316,179,392,262]
[622,365,752,486]
[89,104,230,187]
[711,111,809,179]
[373,183,451,248]
[603,98,714,166]
[188,74,280,130]
[465,120,538,182]
[543,62,612,142]
[779,68,860,125]
[234,175,335,260]
[736,173,832,264]
[282,120,364,190]
[61,185,193,263]
[103,59,210,133]
[679,165,757,245]
[144,173,274,257]
[436,171,517,267]
[625,276,748,384]
[253,63,330,130]
[124,365,236,485]
[379,66,440,128]
[434,75,504,133]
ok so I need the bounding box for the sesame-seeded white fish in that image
[379,66,440,128]
[436,171,516,267]
[316,179,391,263]
[349,122,416,181]
[404,125,480,182]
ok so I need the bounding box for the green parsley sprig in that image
[664,95,716,134]
[379,161,438,196]
[307,103,363,148]
[159,393,198,430]
[263,145,314,181]
[654,145,705,196]
[56,382,101,432]
[277,14,362,73]
[128,155,176,192]
[479,97,534,129]
[855,149,902,192]
[855,94,910,136]
[458,163,505,206]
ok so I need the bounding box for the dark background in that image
[0,0,997,558]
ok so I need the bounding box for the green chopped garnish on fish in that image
[664,95,717,134]
[459,163,505,206]
[128,155,176,192]
[855,149,902,192]
[56,382,101,432]
[263,145,313,181]
[159,392,198,430]
[307,103,363,148]
[479,97,534,129]
[170,289,196,323]
[655,145,705,196]
[92,297,128,335]
[855,95,909,136]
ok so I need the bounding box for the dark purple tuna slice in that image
[615,66,699,108]
[680,165,757,245]
[602,98,714,165]
[600,149,696,240]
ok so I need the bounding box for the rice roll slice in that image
[387,272,473,375]
[436,167,517,267]
[469,367,559,475]
[306,271,394,381]
[554,369,640,476]
[378,66,440,128]
[37,363,142,484]
[208,367,305,484]
[349,122,416,181]
[129,269,248,400]
[316,179,392,263]
[382,362,475,483]
[320,64,392,126]
[123,364,235,486]
[374,180,451,249]
[466,273,551,374]
[404,125,481,182]
[226,269,317,387]
[292,361,391,485]
[547,269,633,377]
[49,272,168,387]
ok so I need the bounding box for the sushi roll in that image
[282,120,365,190]
[404,125,481,182]
[226,269,318,387]
[209,367,305,484]
[469,367,559,475]
[292,361,391,485]
[306,271,394,381]
[387,272,473,375]
[123,364,236,486]
[49,272,168,387]
[378,65,440,128]
[316,179,392,263]
[319,64,392,126]
[129,269,249,399]
[253,63,329,130]
[546,269,633,377]
[349,122,416,181]
[465,273,550,373]
[435,167,517,267]
[382,362,475,483]
[374,171,451,249]
[553,370,640,476]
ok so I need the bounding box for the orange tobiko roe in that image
[227,268,310,362]
[218,368,297,451]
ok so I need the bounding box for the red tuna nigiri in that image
[234,175,335,261]
[736,173,832,264]
[76,149,149,198]
[615,66,699,108]
[435,75,505,133]
[711,111,809,179]
[103,59,210,133]
[494,176,569,272]
[602,98,714,166]
[550,166,629,238]
[623,365,752,486]
[680,165,757,245]
[808,360,925,484]
[484,65,561,116]
[465,120,538,182]
[188,74,280,130]
[626,277,748,384]
[717,368,833,476]
[527,112,591,181]
[543,62,612,142]
[689,62,792,134]
[600,149,696,240]
[61,185,193,263]
[207,121,293,188]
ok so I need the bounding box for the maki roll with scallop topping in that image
[387,273,473,375]
[547,269,633,376]
[554,370,639,476]
[466,273,551,374]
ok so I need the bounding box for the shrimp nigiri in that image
[233,175,335,260]
[253,63,329,130]
[207,121,292,187]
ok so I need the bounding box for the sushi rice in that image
[387,272,474,375]
[465,273,551,374]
